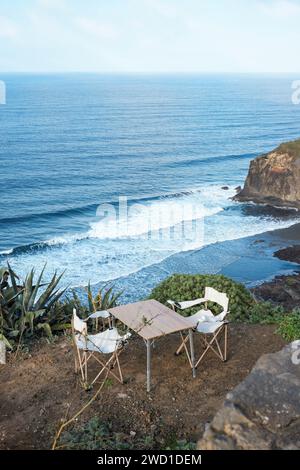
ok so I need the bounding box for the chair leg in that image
[224,324,228,362]
[91,349,125,385]
[214,336,224,361]
[84,350,88,386]
[115,351,124,384]
[175,333,189,356]
[75,347,85,382]
[195,326,225,368]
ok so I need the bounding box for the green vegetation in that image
[72,282,123,319]
[276,310,300,342]
[244,301,285,324]
[59,417,154,450]
[276,138,300,159]
[0,264,122,350]
[59,416,195,450]
[149,274,254,322]
[2,267,299,350]
[0,264,67,349]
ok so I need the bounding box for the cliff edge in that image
[234,139,300,209]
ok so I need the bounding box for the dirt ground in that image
[0,324,286,450]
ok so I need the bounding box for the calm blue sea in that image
[1,74,300,288]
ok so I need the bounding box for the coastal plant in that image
[69,283,123,319]
[149,274,254,322]
[85,282,123,314]
[0,263,67,349]
[59,417,131,450]
[246,302,285,325]
[276,310,300,342]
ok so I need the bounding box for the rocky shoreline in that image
[251,242,300,311]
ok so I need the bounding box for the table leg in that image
[189,329,196,379]
[146,339,151,392]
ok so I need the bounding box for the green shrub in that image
[60,417,154,450]
[246,302,285,325]
[276,310,300,342]
[149,274,254,322]
[164,439,196,450]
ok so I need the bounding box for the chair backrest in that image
[205,287,229,313]
[72,308,87,336]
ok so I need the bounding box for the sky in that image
[0,0,300,73]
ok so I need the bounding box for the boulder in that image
[234,139,300,209]
[198,343,300,450]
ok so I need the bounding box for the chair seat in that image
[184,309,218,328]
[76,328,131,354]
[196,320,225,334]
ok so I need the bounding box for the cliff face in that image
[234,140,300,209]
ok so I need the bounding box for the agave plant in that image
[0,263,68,349]
[68,282,123,322]
[85,282,123,313]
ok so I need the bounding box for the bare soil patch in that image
[0,324,285,450]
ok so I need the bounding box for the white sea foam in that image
[0,248,13,255]
[4,185,300,288]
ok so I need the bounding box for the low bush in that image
[149,274,254,322]
[59,417,154,450]
[276,310,300,342]
[246,302,285,324]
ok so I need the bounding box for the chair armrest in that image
[167,300,182,310]
[168,298,207,310]
[176,298,207,310]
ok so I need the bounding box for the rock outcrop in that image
[234,139,300,209]
[275,245,300,265]
[251,273,300,310]
[198,343,300,450]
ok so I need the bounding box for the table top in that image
[108,299,192,340]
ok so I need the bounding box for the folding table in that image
[109,299,196,392]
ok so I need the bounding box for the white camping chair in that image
[72,309,131,388]
[168,287,229,368]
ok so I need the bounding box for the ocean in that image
[1,74,300,290]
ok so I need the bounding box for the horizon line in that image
[1,71,300,76]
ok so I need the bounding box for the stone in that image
[198,343,300,450]
[234,139,300,209]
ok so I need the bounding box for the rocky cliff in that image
[198,343,300,450]
[234,139,300,209]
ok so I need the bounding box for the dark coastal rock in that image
[198,344,300,450]
[234,139,300,209]
[251,274,300,310]
[251,245,300,310]
[275,245,300,264]
[221,186,229,190]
